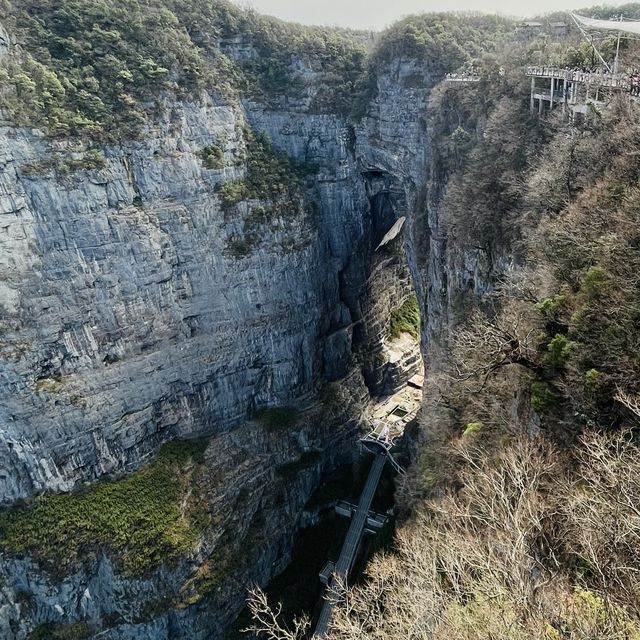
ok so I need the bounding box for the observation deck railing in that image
[526,66,634,90]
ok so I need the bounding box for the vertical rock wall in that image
[0,24,495,640]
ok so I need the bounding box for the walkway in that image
[444,73,480,84]
[526,65,640,117]
[526,66,632,90]
[313,453,387,638]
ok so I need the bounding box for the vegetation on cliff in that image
[0,0,226,139]
[0,0,520,140]
[0,440,209,576]
[435,105,640,444]
[389,295,421,340]
[0,0,367,139]
[373,13,512,69]
[216,127,314,215]
[219,126,315,258]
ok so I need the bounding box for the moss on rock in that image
[0,440,209,576]
[389,296,421,340]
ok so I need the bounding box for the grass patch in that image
[254,406,300,432]
[0,440,209,576]
[389,295,421,340]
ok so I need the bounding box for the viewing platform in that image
[526,66,632,90]
[527,66,640,117]
[444,72,481,84]
[361,383,421,473]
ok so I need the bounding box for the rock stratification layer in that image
[0,54,432,507]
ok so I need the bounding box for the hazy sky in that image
[233,0,625,30]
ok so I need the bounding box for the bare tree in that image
[329,435,640,639]
[615,387,640,420]
[245,587,309,640]
[451,299,541,391]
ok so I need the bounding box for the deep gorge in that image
[4,2,640,639]
[0,5,437,636]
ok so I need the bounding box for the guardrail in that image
[526,66,633,90]
[444,73,481,83]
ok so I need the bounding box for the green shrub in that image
[0,1,220,139]
[447,125,474,161]
[0,0,368,137]
[530,381,557,413]
[417,448,441,494]
[217,180,251,213]
[463,422,483,437]
[198,144,225,170]
[225,234,258,258]
[536,293,568,319]
[177,547,237,607]
[217,128,311,256]
[0,440,209,576]
[79,149,108,170]
[389,296,421,339]
[373,13,512,69]
[543,334,576,370]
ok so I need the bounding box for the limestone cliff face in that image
[0,369,370,640]
[0,22,465,640]
[0,45,432,507]
[0,92,361,504]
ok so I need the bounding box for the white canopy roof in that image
[572,13,640,36]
